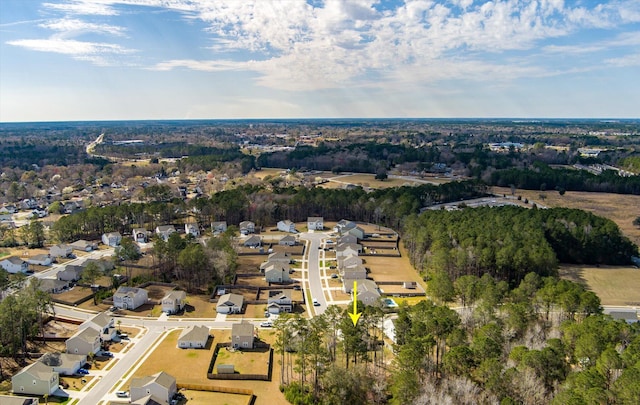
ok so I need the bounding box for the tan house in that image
[177,325,210,349]
[231,322,255,349]
[11,361,59,396]
[66,327,101,355]
[161,291,187,314]
[130,371,177,404]
[264,263,291,283]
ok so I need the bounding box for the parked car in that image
[331,274,338,279]
[293,285,301,290]
[260,321,273,327]
[116,391,128,398]
[313,298,320,306]
[77,368,89,375]
[100,351,114,357]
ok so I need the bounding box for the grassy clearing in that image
[365,254,419,283]
[559,265,640,306]
[213,347,270,375]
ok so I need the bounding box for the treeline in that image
[51,180,487,242]
[256,142,441,173]
[0,142,106,169]
[392,273,640,404]
[403,206,637,286]
[489,162,640,195]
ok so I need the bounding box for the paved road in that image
[300,232,327,315]
[34,248,115,280]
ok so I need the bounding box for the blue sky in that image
[1,0,639,122]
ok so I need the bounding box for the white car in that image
[260,321,273,327]
[116,391,128,398]
[312,298,320,306]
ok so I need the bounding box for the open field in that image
[236,256,265,274]
[213,347,270,375]
[250,168,284,180]
[179,389,250,405]
[364,255,419,283]
[492,187,640,246]
[321,173,423,189]
[175,294,215,318]
[559,265,640,306]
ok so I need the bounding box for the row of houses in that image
[215,288,294,316]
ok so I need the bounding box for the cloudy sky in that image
[1,0,639,122]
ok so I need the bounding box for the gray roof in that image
[163,290,187,302]
[115,286,146,297]
[308,216,323,221]
[0,395,38,405]
[38,278,68,292]
[4,256,25,265]
[69,327,99,343]
[156,225,175,233]
[85,312,112,329]
[39,352,85,369]
[16,361,56,380]
[217,293,243,308]
[232,321,254,337]
[131,371,176,390]
[178,325,210,343]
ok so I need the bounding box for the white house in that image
[38,352,87,376]
[25,254,52,266]
[66,327,101,356]
[155,225,176,242]
[161,291,187,314]
[0,257,29,274]
[184,222,200,237]
[264,263,291,283]
[113,286,148,310]
[267,290,293,314]
[132,228,149,243]
[49,243,73,258]
[216,293,244,314]
[177,325,210,349]
[101,232,122,247]
[130,371,177,405]
[277,220,296,233]
[211,221,227,233]
[307,217,324,230]
[78,312,117,341]
[11,361,59,396]
[239,221,255,235]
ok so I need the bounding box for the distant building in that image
[25,254,52,266]
[58,265,84,282]
[155,225,176,242]
[239,221,255,235]
[101,232,122,247]
[279,235,297,246]
[184,222,200,237]
[243,235,262,247]
[211,221,227,234]
[66,327,101,356]
[264,263,291,283]
[78,312,117,341]
[132,228,149,243]
[267,290,293,314]
[70,240,97,252]
[50,244,73,258]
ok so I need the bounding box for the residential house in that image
[50,244,73,259]
[101,232,122,247]
[239,221,255,235]
[211,221,227,234]
[277,220,296,233]
[38,278,69,294]
[307,216,324,230]
[130,394,166,405]
[130,371,177,405]
[243,235,262,247]
[0,257,29,274]
[78,312,117,341]
[38,352,87,376]
[337,234,358,245]
[113,286,148,310]
[25,254,52,266]
[335,243,362,258]
[65,327,100,356]
[279,235,297,246]
[177,325,210,349]
[264,263,291,284]
[342,268,368,294]
[161,291,187,314]
[267,290,293,314]
[334,219,357,233]
[338,254,363,269]
[184,222,200,237]
[266,251,291,263]
[57,265,84,282]
[347,226,365,240]
[0,394,38,405]
[133,228,149,243]
[231,322,255,349]
[11,361,59,396]
[155,225,176,242]
[355,279,381,306]
[216,293,244,314]
[70,240,97,252]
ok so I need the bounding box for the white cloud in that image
[7,38,132,57]
[43,0,119,16]
[39,18,125,36]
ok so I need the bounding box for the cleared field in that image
[325,173,422,189]
[236,274,270,287]
[146,285,175,301]
[176,294,215,318]
[559,265,640,306]
[365,255,419,283]
[179,389,250,405]
[236,256,265,274]
[56,286,95,305]
[250,168,285,180]
[492,187,640,246]
[43,319,79,338]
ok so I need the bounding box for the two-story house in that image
[113,286,148,310]
[0,257,29,274]
[161,291,187,314]
[267,290,293,314]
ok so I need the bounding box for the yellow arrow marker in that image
[348,280,362,326]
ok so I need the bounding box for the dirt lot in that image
[146,284,176,301]
[378,284,425,295]
[559,265,640,306]
[492,187,640,247]
[43,318,79,338]
[56,286,95,305]
[237,274,270,287]
[237,256,266,274]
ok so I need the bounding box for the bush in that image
[283,382,315,405]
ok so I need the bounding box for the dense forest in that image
[403,206,638,290]
[274,274,640,404]
[51,180,488,242]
